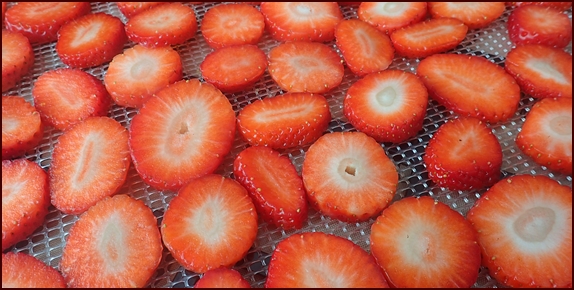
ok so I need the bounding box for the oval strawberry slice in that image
[2,30,34,93]
[2,96,44,160]
[428,2,506,30]
[358,2,427,34]
[201,3,265,49]
[2,252,66,288]
[194,267,251,288]
[507,4,572,48]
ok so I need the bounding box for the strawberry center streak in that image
[512,206,555,242]
[550,116,572,136]
[527,60,568,84]
[74,137,97,187]
[376,87,397,107]
[72,22,103,47]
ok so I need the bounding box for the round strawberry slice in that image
[2,96,44,160]
[428,2,505,30]
[467,175,572,288]
[194,267,251,288]
[358,2,427,34]
[2,252,66,288]
[2,30,34,93]
[507,4,572,48]
[116,2,165,18]
[201,3,265,49]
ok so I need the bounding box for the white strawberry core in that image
[2,117,19,134]
[71,22,103,47]
[512,207,555,243]
[527,60,569,84]
[98,213,127,269]
[189,196,227,245]
[382,2,405,14]
[130,59,154,79]
[376,86,397,107]
[550,115,572,136]
[338,158,360,182]
[293,3,312,16]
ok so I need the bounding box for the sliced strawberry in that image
[236,92,331,149]
[129,79,236,191]
[358,2,427,34]
[371,196,481,288]
[508,2,573,11]
[467,175,572,288]
[161,174,258,273]
[104,44,183,108]
[60,194,162,288]
[115,2,165,18]
[2,2,6,23]
[2,30,34,93]
[417,53,521,123]
[2,159,49,251]
[265,232,389,287]
[195,267,251,288]
[505,44,572,99]
[428,2,506,30]
[2,96,44,160]
[2,252,66,288]
[201,3,265,49]
[507,4,572,48]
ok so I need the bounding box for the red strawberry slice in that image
[2,159,49,251]
[115,2,165,18]
[201,3,265,49]
[233,146,308,230]
[516,97,572,175]
[358,2,427,34]
[2,252,66,288]
[260,2,343,42]
[2,2,6,22]
[104,44,183,108]
[236,92,331,149]
[161,174,258,273]
[505,44,572,99]
[2,96,44,160]
[508,2,573,10]
[428,2,506,30]
[60,194,163,288]
[467,175,572,288]
[268,41,345,94]
[56,12,127,69]
[265,232,390,287]
[344,70,429,143]
[417,53,521,123]
[370,196,481,288]
[194,267,251,288]
[301,132,398,222]
[507,4,572,48]
[2,30,34,93]
[334,19,395,77]
[129,79,236,191]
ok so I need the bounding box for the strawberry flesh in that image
[2,252,66,288]
[358,2,427,34]
[116,2,165,18]
[507,4,572,48]
[2,96,44,160]
[201,3,265,49]
[428,2,506,30]
[508,2,573,10]
[194,267,251,288]
[2,30,34,93]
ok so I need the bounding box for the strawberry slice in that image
[508,2,573,10]
[236,92,331,149]
[194,267,251,288]
[56,12,127,69]
[161,174,258,273]
[233,146,308,230]
[428,2,506,30]
[467,175,572,288]
[417,53,521,123]
[2,252,66,288]
[103,44,183,108]
[60,194,163,288]
[265,232,390,287]
[2,159,49,251]
[201,3,265,49]
[2,30,34,93]
[1,2,6,22]
[2,96,44,160]
[505,44,572,99]
[516,97,572,175]
[115,2,165,18]
[344,70,429,143]
[507,4,572,48]
[268,41,344,94]
[260,2,343,42]
[129,79,236,191]
[301,132,398,222]
[358,2,427,34]
[370,196,481,288]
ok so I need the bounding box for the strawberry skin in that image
[358,2,427,34]
[428,2,506,30]
[194,267,251,288]
[116,2,165,18]
[2,252,66,288]
[2,96,44,160]
[2,30,34,93]
[507,4,572,48]
[201,3,265,49]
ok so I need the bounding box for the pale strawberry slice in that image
[201,3,265,49]
[236,92,331,149]
[2,159,49,251]
[505,44,572,99]
[516,97,572,175]
[60,194,162,288]
[2,252,66,288]
[195,267,251,288]
[344,70,429,143]
[428,2,506,30]
[508,2,572,10]
[301,132,398,222]
[507,4,572,48]
[2,30,34,93]
[265,232,390,287]
[268,41,344,94]
[115,2,165,18]
[370,196,481,288]
[467,175,572,288]
[161,174,258,273]
[358,2,427,34]
[417,53,521,123]
[129,79,236,191]
[2,96,43,160]
[104,44,183,108]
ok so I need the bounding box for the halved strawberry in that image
[505,44,572,99]
[344,70,428,143]
[358,2,427,34]
[104,44,183,108]
[2,159,49,251]
[507,4,572,48]
[417,53,521,123]
[161,174,258,273]
[125,2,198,47]
[516,97,572,175]
[265,232,389,287]
[56,12,127,69]
[2,96,44,160]
[115,2,165,18]
[467,175,572,288]
[260,2,343,42]
[2,30,34,93]
[508,2,573,10]
[201,3,265,49]
[301,132,398,222]
[428,2,506,30]
[236,92,331,149]
[268,41,344,94]
[2,252,66,288]
[370,196,481,288]
[195,267,251,288]
[129,79,236,191]
[60,194,163,288]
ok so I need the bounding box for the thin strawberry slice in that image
[60,194,162,288]
[335,19,395,77]
[428,2,506,30]
[417,53,521,123]
[508,2,573,10]
[344,70,429,143]
[516,97,572,175]
[301,132,398,222]
[195,267,251,288]
[104,44,183,108]
[2,30,34,93]
[2,159,49,251]
[201,3,265,49]
[371,196,481,288]
[233,146,308,230]
[236,92,331,149]
[2,252,66,288]
[129,79,236,191]
[265,232,389,287]
[115,2,165,18]
[268,41,344,94]
[507,4,572,48]
[2,96,44,160]
[161,174,258,273]
[358,2,427,34]
[467,175,572,288]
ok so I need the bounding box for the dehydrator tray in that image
[3,2,572,288]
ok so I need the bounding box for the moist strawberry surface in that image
[115,2,165,18]
[2,30,34,93]
[194,267,251,288]
[201,3,265,49]
[507,4,572,48]
[2,252,66,288]
[2,96,44,160]
[358,2,427,34]
[428,2,506,30]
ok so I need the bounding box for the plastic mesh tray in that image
[3,2,572,288]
